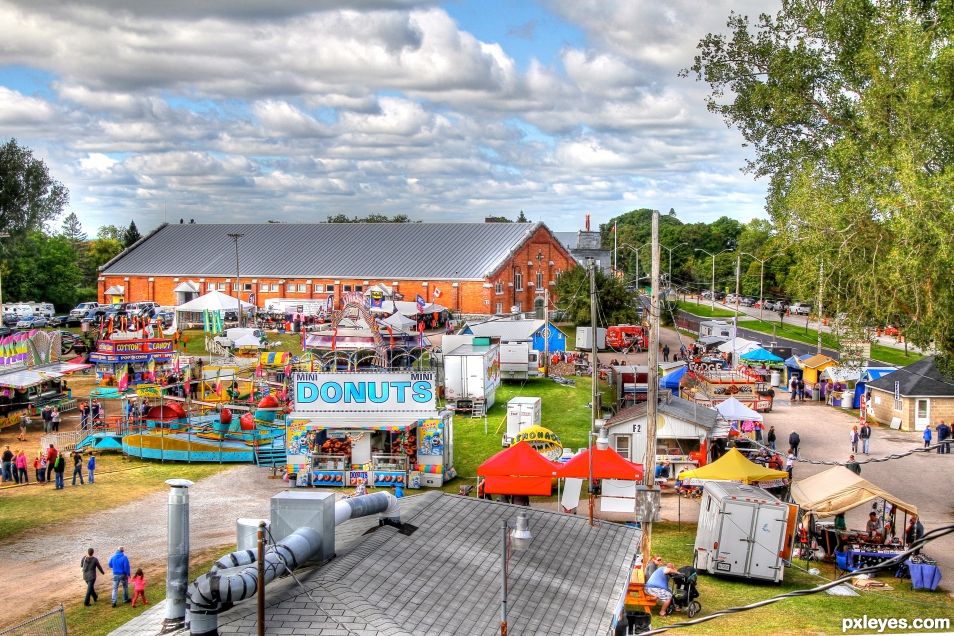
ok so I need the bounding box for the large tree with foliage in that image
[122,220,142,247]
[686,0,954,360]
[2,231,84,309]
[554,265,638,326]
[0,139,69,235]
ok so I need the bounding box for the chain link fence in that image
[0,605,67,636]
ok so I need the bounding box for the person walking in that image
[662,344,670,362]
[937,421,951,454]
[72,450,85,486]
[859,422,872,455]
[46,444,58,482]
[15,449,28,483]
[1,445,13,483]
[766,426,777,450]
[17,411,29,441]
[788,430,800,457]
[108,547,131,607]
[846,454,861,475]
[87,452,96,484]
[51,407,61,433]
[923,424,933,449]
[81,548,105,606]
[52,451,66,489]
[849,426,859,453]
[130,568,148,607]
[41,405,52,434]
[797,378,806,402]
[789,377,798,405]
[785,449,795,480]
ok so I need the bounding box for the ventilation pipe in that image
[585,212,591,231]
[187,492,400,636]
[162,479,194,633]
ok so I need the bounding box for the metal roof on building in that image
[867,356,954,397]
[101,222,544,280]
[463,318,554,342]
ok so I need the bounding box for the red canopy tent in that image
[477,441,560,496]
[557,447,644,481]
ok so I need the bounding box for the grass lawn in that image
[178,329,306,357]
[867,344,924,367]
[677,300,740,319]
[444,375,610,491]
[0,455,229,541]
[650,523,954,634]
[64,544,229,636]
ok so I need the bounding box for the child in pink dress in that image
[131,568,148,607]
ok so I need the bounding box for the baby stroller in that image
[664,566,701,618]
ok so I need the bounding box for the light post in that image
[741,252,770,320]
[500,512,532,636]
[694,248,733,311]
[660,242,688,289]
[227,233,245,326]
[618,243,641,288]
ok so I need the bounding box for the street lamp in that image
[618,242,642,286]
[694,248,733,311]
[740,252,772,320]
[500,512,532,636]
[227,233,245,326]
[660,242,688,289]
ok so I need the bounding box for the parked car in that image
[69,302,100,320]
[47,315,69,327]
[152,311,174,327]
[2,312,17,326]
[883,325,900,337]
[790,302,813,315]
[16,316,48,329]
[739,297,755,307]
[81,308,107,323]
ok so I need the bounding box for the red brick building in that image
[99,222,577,316]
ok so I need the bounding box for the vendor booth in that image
[477,441,559,496]
[88,335,175,388]
[604,396,718,481]
[285,371,454,489]
[853,367,897,409]
[798,354,838,388]
[677,448,788,487]
[714,397,763,440]
[173,290,255,330]
[680,364,775,412]
[557,447,644,514]
[609,365,648,408]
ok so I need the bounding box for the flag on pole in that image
[418,320,425,349]
[433,287,441,299]
[202,309,210,333]
[416,294,426,313]
[386,325,395,348]
[117,364,129,391]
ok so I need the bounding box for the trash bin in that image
[812,385,821,401]
[770,370,781,387]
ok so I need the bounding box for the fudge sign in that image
[292,372,436,414]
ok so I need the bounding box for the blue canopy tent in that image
[783,355,805,388]
[740,347,784,364]
[854,367,898,408]
[660,366,687,395]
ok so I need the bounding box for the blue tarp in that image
[740,347,784,363]
[853,367,899,408]
[784,356,802,370]
[660,367,687,395]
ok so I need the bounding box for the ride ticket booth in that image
[285,371,455,489]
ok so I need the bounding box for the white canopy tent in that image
[171,290,256,333]
[717,338,761,356]
[715,396,763,422]
[379,312,417,330]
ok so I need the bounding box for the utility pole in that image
[816,260,824,354]
[227,233,245,326]
[588,258,598,526]
[734,253,741,363]
[642,210,661,564]
[543,287,550,377]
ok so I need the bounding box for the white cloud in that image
[0,87,56,124]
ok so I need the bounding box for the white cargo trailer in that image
[504,397,542,445]
[575,326,606,351]
[499,342,541,380]
[442,343,501,412]
[693,482,797,583]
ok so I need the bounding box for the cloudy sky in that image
[0,0,774,234]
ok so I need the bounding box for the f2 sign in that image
[292,372,436,415]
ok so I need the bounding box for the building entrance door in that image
[914,398,930,432]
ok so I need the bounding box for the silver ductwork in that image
[187,492,400,636]
[162,479,194,633]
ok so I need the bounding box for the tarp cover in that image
[717,338,761,355]
[557,447,644,481]
[660,367,687,394]
[791,465,917,517]
[715,397,763,422]
[740,347,784,363]
[677,448,788,486]
[477,441,559,477]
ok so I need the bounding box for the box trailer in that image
[499,342,541,380]
[693,482,797,583]
[504,397,542,445]
[699,320,733,339]
[443,343,501,412]
[575,326,606,351]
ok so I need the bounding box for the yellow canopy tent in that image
[791,466,917,517]
[677,448,789,487]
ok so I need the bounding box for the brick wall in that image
[98,224,578,315]
[867,389,954,432]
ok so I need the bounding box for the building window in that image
[495,302,504,314]
[270,284,279,292]
[495,281,504,295]
[615,436,630,461]
[207,283,215,291]
[895,393,904,412]
[536,271,543,288]
[260,283,269,292]
[243,283,253,292]
[232,283,239,291]
[355,285,363,292]
[514,271,523,290]
[343,285,352,292]
[217,283,226,291]
[287,284,295,293]
[314,284,322,293]
[325,285,334,292]
[298,284,307,292]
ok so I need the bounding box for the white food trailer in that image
[499,342,541,380]
[693,482,797,583]
[442,342,501,412]
[503,396,542,446]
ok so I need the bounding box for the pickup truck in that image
[789,303,813,315]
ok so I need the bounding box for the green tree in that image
[1,231,83,310]
[686,0,954,358]
[0,138,69,235]
[554,265,637,326]
[326,214,411,223]
[60,212,86,243]
[122,220,142,247]
[483,215,512,223]
[517,210,528,222]
[97,225,123,241]
[86,237,124,271]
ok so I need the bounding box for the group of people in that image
[81,546,148,608]
[2,443,96,487]
[849,422,873,454]
[79,400,104,429]
[789,376,809,403]
[922,422,952,453]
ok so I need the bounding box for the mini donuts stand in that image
[285,371,455,489]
